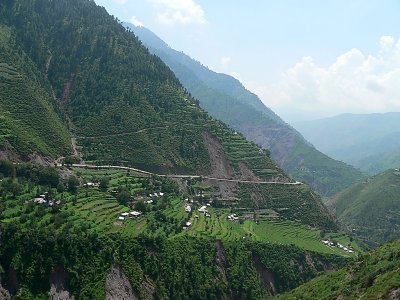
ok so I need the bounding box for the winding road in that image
[62,163,303,185]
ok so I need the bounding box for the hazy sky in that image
[94,0,400,122]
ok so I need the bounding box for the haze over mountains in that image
[294,112,400,175]
[127,23,364,197]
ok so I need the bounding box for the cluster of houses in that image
[322,240,354,253]
[227,213,239,221]
[32,192,61,207]
[117,210,142,221]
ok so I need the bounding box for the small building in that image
[121,212,130,217]
[198,206,207,213]
[33,197,46,204]
[186,222,192,227]
[228,213,239,221]
[129,211,142,218]
[146,200,154,204]
[185,205,192,212]
[118,216,125,221]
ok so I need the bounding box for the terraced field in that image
[0,165,360,260]
[0,25,71,156]
[178,207,359,256]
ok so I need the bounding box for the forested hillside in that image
[128,24,364,196]
[326,169,400,247]
[0,0,365,298]
[0,160,355,299]
[0,0,338,230]
[0,24,71,159]
[276,240,400,300]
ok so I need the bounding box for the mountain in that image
[294,112,400,175]
[276,240,400,300]
[0,24,71,160]
[126,24,365,197]
[0,0,340,231]
[326,168,400,247]
[0,0,370,298]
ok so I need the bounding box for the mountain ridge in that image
[128,23,365,196]
[294,112,400,174]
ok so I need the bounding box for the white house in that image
[198,206,207,213]
[129,211,142,218]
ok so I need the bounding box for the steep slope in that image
[326,169,400,247]
[0,24,71,159]
[0,161,357,299]
[127,24,364,196]
[294,112,400,174]
[276,240,400,300]
[0,0,337,230]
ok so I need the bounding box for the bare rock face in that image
[105,264,138,300]
[0,282,11,300]
[49,266,74,300]
[385,288,400,300]
[252,255,277,296]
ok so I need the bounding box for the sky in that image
[94,0,400,122]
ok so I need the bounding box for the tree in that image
[116,187,131,205]
[135,201,147,213]
[99,177,109,192]
[68,176,79,194]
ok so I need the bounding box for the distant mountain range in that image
[294,112,400,175]
[127,24,364,196]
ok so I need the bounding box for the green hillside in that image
[326,169,400,247]
[0,0,338,230]
[0,161,356,299]
[127,24,364,197]
[0,24,71,158]
[294,112,400,175]
[0,0,365,298]
[276,240,400,300]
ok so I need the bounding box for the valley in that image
[0,0,399,299]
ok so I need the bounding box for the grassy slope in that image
[0,25,71,158]
[128,24,364,197]
[326,169,400,247]
[276,241,400,300]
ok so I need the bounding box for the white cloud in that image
[113,0,128,4]
[147,0,206,25]
[220,56,232,69]
[256,36,400,118]
[130,16,144,27]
